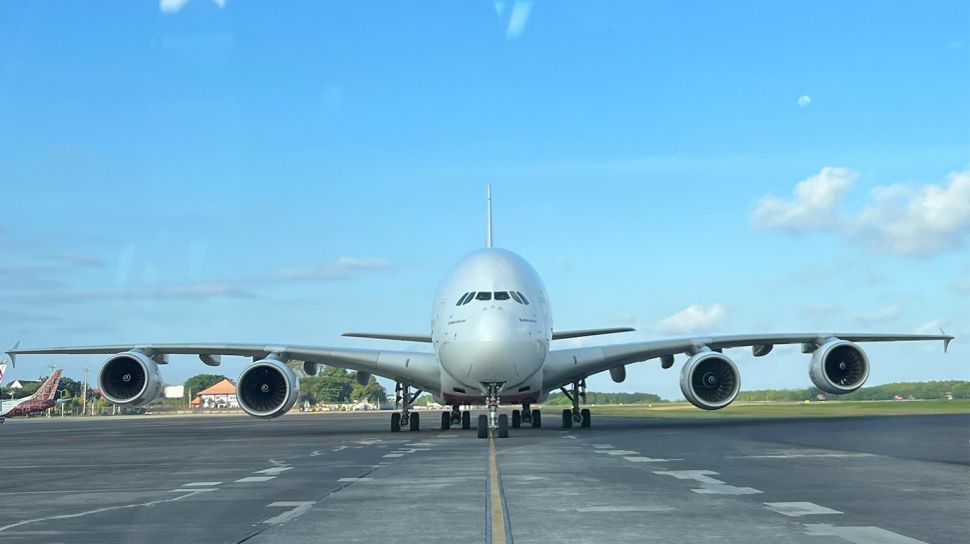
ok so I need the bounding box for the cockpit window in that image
[494,291,510,301]
[456,292,469,306]
[516,291,530,305]
[509,291,523,304]
[475,292,492,301]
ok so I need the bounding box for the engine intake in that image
[809,340,869,394]
[237,358,299,418]
[680,351,740,410]
[98,351,163,406]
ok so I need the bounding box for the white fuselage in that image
[431,248,552,405]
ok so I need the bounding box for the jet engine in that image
[236,358,299,418]
[680,351,740,410]
[809,340,869,394]
[98,351,163,406]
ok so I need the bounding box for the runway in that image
[0,411,966,544]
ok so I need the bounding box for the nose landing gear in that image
[477,382,509,438]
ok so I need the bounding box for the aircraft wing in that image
[6,343,441,392]
[542,332,954,390]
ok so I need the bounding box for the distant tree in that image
[183,374,226,401]
[299,366,355,404]
[351,375,387,403]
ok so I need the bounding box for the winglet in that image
[941,328,953,353]
[486,184,493,248]
[5,340,19,368]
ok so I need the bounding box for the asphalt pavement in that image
[0,411,966,544]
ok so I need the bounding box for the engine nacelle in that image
[609,366,626,383]
[98,351,163,406]
[236,358,299,418]
[679,351,740,410]
[809,340,869,394]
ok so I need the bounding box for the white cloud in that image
[853,170,970,256]
[755,168,970,257]
[753,167,856,230]
[914,319,948,335]
[658,304,726,334]
[160,0,225,14]
[854,304,901,325]
[280,256,391,280]
[797,95,812,107]
[497,1,532,40]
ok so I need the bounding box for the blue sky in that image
[1,1,967,399]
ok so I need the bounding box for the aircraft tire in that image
[498,414,509,438]
[477,414,488,439]
[581,408,591,428]
[462,410,471,430]
[391,412,401,432]
[409,412,420,432]
[531,409,541,428]
[511,410,521,428]
[561,409,572,429]
[441,411,451,430]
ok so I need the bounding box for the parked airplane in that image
[4,189,954,437]
[0,369,63,423]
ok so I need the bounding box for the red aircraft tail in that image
[34,369,63,402]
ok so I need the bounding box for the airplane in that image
[4,188,954,438]
[0,369,63,423]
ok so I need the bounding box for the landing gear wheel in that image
[391,412,401,432]
[531,409,541,428]
[462,411,471,430]
[498,414,509,438]
[409,412,420,432]
[581,408,591,428]
[441,411,451,430]
[561,409,573,429]
[511,410,521,428]
[477,414,488,439]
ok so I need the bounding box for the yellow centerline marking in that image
[488,432,508,544]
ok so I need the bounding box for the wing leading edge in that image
[5,343,440,393]
[542,332,954,390]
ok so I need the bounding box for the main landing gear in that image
[559,380,591,429]
[391,382,422,432]
[511,403,541,429]
[441,404,471,430]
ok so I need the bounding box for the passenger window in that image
[516,291,530,304]
[475,292,492,301]
[494,291,510,301]
[509,291,523,304]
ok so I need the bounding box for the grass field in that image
[585,399,970,418]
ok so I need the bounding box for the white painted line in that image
[573,505,675,513]
[337,477,373,482]
[594,449,639,456]
[764,502,843,517]
[592,444,614,449]
[168,488,218,493]
[255,467,293,475]
[561,434,577,439]
[653,470,762,495]
[332,446,348,452]
[182,481,222,487]
[263,501,315,525]
[405,442,433,447]
[236,476,276,483]
[802,523,929,543]
[355,439,381,445]
[382,453,404,458]
[735,453,876,459]
[624,456,678,463]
